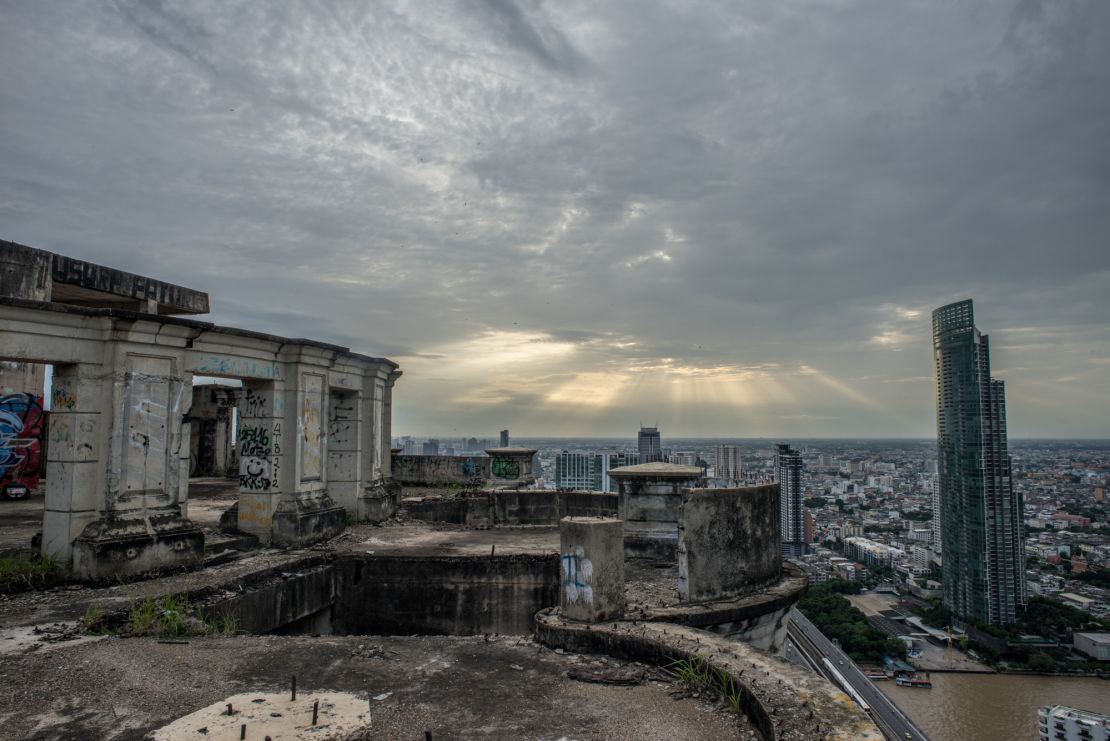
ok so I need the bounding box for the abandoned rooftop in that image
[0,240,881,740]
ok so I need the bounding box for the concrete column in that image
[67,346,203,579]
[559,517,625,622]
[326,387,359,514]
[380,370,401,480]
[355,366,393,522]
[269,366,345,545]
[42,362,108,563]
[236,380,283,543]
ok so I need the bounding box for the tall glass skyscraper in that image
[776,442,805,557]
[932,299,1026,625]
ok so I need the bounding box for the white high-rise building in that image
[714,444,741,483]
[1038,706,1109,741]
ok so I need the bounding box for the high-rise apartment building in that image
[554,450,639,492]
[638,425,662,463]
[554,451,606,491]
[499,429,510,447]
[933,299,1026,625]
[714,444,741,483]
[776,442,804,557]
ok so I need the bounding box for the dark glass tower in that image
[933,299,1026,625]
[638,425,662,463]
[776,442,805,558]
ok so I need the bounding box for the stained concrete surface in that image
[0,634,753,740]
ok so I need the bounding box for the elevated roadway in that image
[787,607,929,741]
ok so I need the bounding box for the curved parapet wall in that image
[632,564,808,653]
[534,609,882,741]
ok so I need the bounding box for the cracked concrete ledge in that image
[632,563,809,627]
[534,608,883,741]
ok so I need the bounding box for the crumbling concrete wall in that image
[677,484,781,602]
[391,454,489,486]
[333,554,559,636]
[403,490,617,528]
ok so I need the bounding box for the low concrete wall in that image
[332,554,559,636]
[391,455,489,486]
[219,562,336,635]
[560,491,618,518]
[534,610,883,741]
[188,552,560,637]
[403,490,617,528]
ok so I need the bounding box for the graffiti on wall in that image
[238,423,273,491]
[193,355,282,380]
[491,456,520,479]
[243,388,270,417]
[561,546,594,606]
[328,394,356,448]
[0,393,44,491]
[51,386,77,411]
[391,455,490,485]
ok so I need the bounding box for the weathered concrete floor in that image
[0,634,753,740]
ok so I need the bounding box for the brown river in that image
[880,672,1110,741]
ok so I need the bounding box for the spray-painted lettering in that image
[561,547,594,606]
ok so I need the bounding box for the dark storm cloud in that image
[1,0,1107,437]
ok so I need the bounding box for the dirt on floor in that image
[0,634,756,740]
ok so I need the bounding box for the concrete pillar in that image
[268,366,345,545]
[326,387,359,514]
[380,370,401,480]
[65,345,203,580]
[42,362,108,563]
[236,380,283,543]
[610,463,705,560]
[559,516,625,622]
[677,484,782,602]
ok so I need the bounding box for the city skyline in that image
[2,3,1108,439]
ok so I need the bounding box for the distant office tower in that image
[933,299,1026,625]
[776,442,804,557]
[499,429,510,447]
[714,444,742,483]
[402,437,420,455]
[422,439,439,456]
[671,451,698,466]
[638,425,662,462]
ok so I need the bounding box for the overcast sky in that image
[2,1,1108,439]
